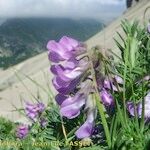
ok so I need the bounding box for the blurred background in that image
[0,0,126,69]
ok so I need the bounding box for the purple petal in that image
[127,101,136,116]
[56,78,80,94]
[16,124,29,139]
[47,40,72,61]
[60,93,86,119]
[25,102,45,121]
[60,106,81,119]
[37,102,45,113]
[100,89,114,106]
[103,79,118,91]
[63,58,78,69]
[48,51,64,63]
[59,67,83,82]
[56,60,89,83]
[26,112,38,121]
[59,36,79,51]
[52,76,68,90]
[50,65,64,75]
[52,76,80,94]
[75,122,93,139]
[50,59,78,76]
[55,94,68,105]
[75,110,95,139]
[137,92,150,119]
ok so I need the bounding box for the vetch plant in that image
[47,21,150,149]
[47,36,123,147]
[0,20,149,150]
[25,101,45,121]
[16,124,29,139]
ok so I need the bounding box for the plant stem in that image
[122,38,130,126]
[88,48,111,148]
[140,69,145,131]
[94,93,111,148]
[60,116,68,141]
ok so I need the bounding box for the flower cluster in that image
[47,36,115,139]
[16,102,46,139]
[16,124,29,139]
[25,102,45,121]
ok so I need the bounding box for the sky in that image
[0,0,126,21]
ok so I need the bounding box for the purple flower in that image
[75,110,95,139]
[137,92,150,119]
[103,79,118,91]
[25,102,45,121]
[16,124,29,139]
[100,89,114,106]
[47,36,86,63]
[47,40,72,62]
[127,92,150,120]
[103,75,123,92]
[37,102,45,113]
[52,75,81,95]
[60,93,86,119]
[51,57,89,94]
[50,60,77,75]
[25,102,39,121]
[127,101,136,116]
[59,80,94,119]
[47,36,114,139]
[55,94,68,105]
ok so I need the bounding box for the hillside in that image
[0,0,149,122]
[0,18,103,68]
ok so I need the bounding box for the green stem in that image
[94,93,111,148]
[123,59,127,125]
[140,69,145,131]
[60,116,68,141]
[122,38,130,126]
[88,49,111,148]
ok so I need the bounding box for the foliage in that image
[0,20,150,150]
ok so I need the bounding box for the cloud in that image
[0,0,126,20]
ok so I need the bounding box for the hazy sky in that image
[0,0,126,21]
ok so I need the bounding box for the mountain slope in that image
[0,0,149,121]
[0,18,103,68]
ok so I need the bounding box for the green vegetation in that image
[0,20,149,150]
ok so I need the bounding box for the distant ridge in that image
[0,18,103,68]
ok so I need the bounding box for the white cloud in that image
[0,0,126,20]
